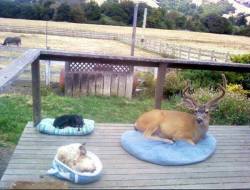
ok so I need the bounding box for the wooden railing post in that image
[155,63,166,109]
[31,59,41,126]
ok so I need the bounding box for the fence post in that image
[31,59,41,126]
[188,47,191,60]
[198,48,201,60]
[211,50,215,61]
[172,46,175,58]
[45,61,51,86]
[155,63,166,109]
[179,45,182,59]
[225,52,230,62]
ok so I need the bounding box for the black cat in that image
[53,115,84,131]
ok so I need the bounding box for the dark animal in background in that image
[2,37,21,46]
[53,115,84,131]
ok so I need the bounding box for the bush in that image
[181,70,223,88]
[231,54,250,64]
[135,72,155,97]
[176,88,250,125]
[226,84,248,95]
[164,70,185,98]
[230,54,250,90]
[202,14,233,34]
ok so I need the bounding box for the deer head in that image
[183,74,226,127]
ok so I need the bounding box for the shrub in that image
[226,84,248,95]
[135,72,155,97]
[164,70,185,98]
[176,88,250,125]
[230,54,250,90]
[180,70,223,88]
[135,70,186,98]
[231,54,250,64]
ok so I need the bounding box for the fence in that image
[0,24,231,62]
[117,35,231,62]
[65,62,133,98]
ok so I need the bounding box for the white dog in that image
[56,143,96,173]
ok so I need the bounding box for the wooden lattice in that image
[68,62,133,74]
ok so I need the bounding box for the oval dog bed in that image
[47,151,103,184]
[36,118,94,136]
[121,130,216,165]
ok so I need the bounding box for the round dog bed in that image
[47,151,103,184]
[121,131,216,165]
[36,118,94,136]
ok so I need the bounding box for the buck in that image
[2,37,21,46]
[135,74,226,145]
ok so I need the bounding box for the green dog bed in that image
[36,118,94,136]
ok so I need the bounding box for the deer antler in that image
[183,81,198,108]
[206,74,226,107]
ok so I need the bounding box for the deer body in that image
[135,109,209,144]
[135,74,226,145]
[2,37,21,46]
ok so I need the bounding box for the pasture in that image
[1,17,250,54]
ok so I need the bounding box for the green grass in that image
[0,93,180,145]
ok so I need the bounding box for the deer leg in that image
[185,139,196,145]
[143,127,174,144]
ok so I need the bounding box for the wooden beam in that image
[0,49,40,92]
[155,63,167,109]
[31,59,41,126]
[39,50,250,73]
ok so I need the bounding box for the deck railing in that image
[0,48,250,125]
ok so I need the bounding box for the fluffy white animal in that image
[56,143,96,173]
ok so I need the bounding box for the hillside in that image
[0,18,249,55]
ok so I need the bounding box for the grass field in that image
[1,18,250,54]
[0,93,180,145]
[0,30,159,74]
[0,32,159,57]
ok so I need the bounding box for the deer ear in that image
[183,98,197,111]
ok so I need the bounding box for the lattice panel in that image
[68,62,132,74]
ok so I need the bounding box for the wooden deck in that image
[1,123,250,189]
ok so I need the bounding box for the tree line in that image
[0,0,249,36]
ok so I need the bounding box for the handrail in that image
[0,48,250,126]
[0,49,40,92]
[40,49,250,72]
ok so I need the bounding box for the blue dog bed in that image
[121,131,216,165]
[47,151,103,184]
[36,118,94,136]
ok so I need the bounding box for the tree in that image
[147,8,167,29]
[70,6,86,23]
[54,3,72,21]
[83,1,101,21]
[235,14,247,26]
[202,14,233,34]
[201,0,235,16]
[166,11,187,29]
[119,1,134,25]
[100,1,128,24]
[186,15,206,32]
[237,25,250,37]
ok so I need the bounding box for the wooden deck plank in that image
[1,122,250,189]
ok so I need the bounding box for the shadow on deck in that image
[1,122,250,189]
